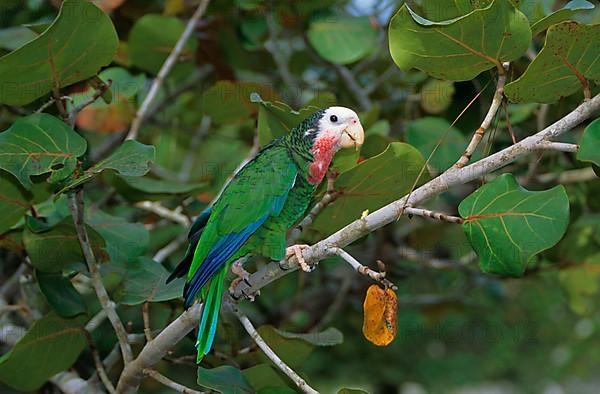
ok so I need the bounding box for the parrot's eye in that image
[329,115,338,123]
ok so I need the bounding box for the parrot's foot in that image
[229,260,252,296]
[286,244,313,272]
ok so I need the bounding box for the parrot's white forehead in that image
[322,106,359,121]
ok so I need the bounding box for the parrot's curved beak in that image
[340,118,364,149]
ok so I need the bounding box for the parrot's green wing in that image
[183,144,298,307]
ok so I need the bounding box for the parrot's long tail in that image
[196,268,226,363]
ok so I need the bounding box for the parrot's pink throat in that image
[308,136,337,184]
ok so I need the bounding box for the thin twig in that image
[142,303,153,342]
[235,310,319,394]
[403,206,464,224]
[327,247,396,290]
[398,246,475,270]
[126,0,211,140]
[135,201,191,227]
[35,96,72,113]
[68,79,112,127]
[454,62,509,168]
[84,330,116,394]
[153,233,188,263]
[68,190,133,364]
[532,167,597,184]
[144,369,205,394]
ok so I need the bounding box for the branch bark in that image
[116,303,202,393]
[68,190,133,364]
[454,62,509,168]
[125,0,211,141]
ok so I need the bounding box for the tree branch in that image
[125,0,211,141]
[68,190,133,364]
[535,141,579,152]
[454,62,509,168]
[231,93,600,299]
[403,206,464,224]
[135,201,191,227]
[116,303,202,393]
[328,247,396,289]
[235,309,319,394]
[144,369,205,394]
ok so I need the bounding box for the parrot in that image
[166,106,364,362]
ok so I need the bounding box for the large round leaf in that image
[0,114,87,189]
[577,118,600,168]
[459,174,569,276]
[0,0,118,105]
[0,312,87,391]
[505,22,600,103]
[388,0,531,81]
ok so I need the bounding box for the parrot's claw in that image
[286,244,313,272]
[229,260,252,295]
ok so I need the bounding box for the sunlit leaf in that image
[420,79,455,114]
[0,0,118,105]
[389,0,531,80]
[197,365,254,394]
[459,174,569,276]
[0,114,87,189]
[505,22,600,103]
[362,284,397,346]
[0,312,87,391]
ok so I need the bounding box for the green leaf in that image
[273,327,344,346]
[505,22,600,103]
[0,0,118,105]
[388,0,531,81]
[405,117,467,173]
[307,14,377,65]
[197,365,254,394]
[242,364,291,392]
[118,175,206,194]
[0,114,87,189]
[0,312,87,391]
[252,94,316,146]
[577,118,600,167]
[60,140,155,192]
[459,174,569,276]
[202,81,277,124]
[0,171,32,234]
[37,270,87,317]
[256,325,314,369]
[128,14,197,75]
[531,0,595,36]
[312,143,428,236]
[23,218,107,272]
[87,210,149,262]
[115,257,184,305]
[338,389,370,394]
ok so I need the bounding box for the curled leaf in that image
[362,284,397,346]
